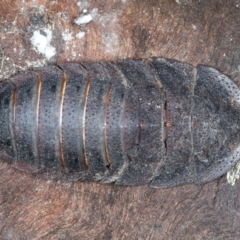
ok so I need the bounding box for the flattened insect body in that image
[0,58,240,188]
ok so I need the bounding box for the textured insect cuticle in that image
[0,59,240,187]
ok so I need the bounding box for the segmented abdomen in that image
[1,58,240,188]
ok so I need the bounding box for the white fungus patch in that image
[77,0,89,10]
[76,31,86,39]
[75,1,92,25]
[30,28,56,60]
[62,30,73,41]
[103,32,119,54]
[38,5,46,13]
[25,59,47,68]
[89,8,98,20]
[227,162,240,186]
[74,14,92,25]
[73,2,125,54]
[89,8,120,54]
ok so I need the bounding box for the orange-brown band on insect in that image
[36,75,42,168]
[82,75,91,170]
[59,73,67,172]
[104,85,112,167]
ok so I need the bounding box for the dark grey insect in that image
[0,58,239,188]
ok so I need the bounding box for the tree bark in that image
[1,0,240,239]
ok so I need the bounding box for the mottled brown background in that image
[1,0,240,239]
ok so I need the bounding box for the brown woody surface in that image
[1,0,240,239]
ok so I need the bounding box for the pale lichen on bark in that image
[227,162,240,186]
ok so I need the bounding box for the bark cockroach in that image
[0,58,239,188]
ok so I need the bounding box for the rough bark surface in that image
[1,0,240,239]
